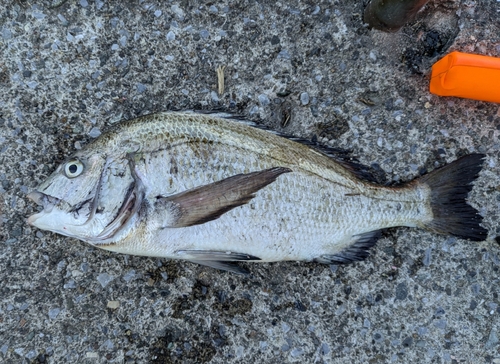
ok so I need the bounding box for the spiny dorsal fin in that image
[198,111,385,184]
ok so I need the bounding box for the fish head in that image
[27,150,139,244]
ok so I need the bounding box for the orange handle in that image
[430,51,500,103]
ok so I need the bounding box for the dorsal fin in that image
[192,110,385,184]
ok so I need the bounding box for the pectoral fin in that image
[157,167,291,228]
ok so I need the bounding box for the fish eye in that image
[64,159,84,178]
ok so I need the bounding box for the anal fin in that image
[176,250,261,262]
[314,230,382,264]
[177,250,261,274]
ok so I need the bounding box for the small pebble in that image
[486,330,499,349]
[418,327,428,336]
[320,342,330,355]
[107,301,120,309]
[171,4,185,18]
[258,94,270,106]
[80,0,88,7]
[154,10,162,17]
[281,322,290,333]
[211,91,219,103]
[0,344,8,355]
[363,318,371,328]
[14,348,24,356]
[26,350,37,360]
[435,307,445,317]
[373,331,384,342]
[48,308,61,320]
[2,28,12,40]
[335,304,346,316]
[103,339,114,350]
[200,29,210,39]
[97,273,115,288]
[123,270,136,282]
[32,12,46,20]
[433,319,447,330]
[63,279,76,289]
[88,127,101,138]
[166,31,175,41]
[416,340,426,348]
[423,248,432,266]
[300,92,310,105]
[277,50,291,60]
[402,336,413,347]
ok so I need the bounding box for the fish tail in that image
[418,153,488,241]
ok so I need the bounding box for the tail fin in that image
[418,153,487,241]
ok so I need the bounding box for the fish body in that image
[27,112,487,273]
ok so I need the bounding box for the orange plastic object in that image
[430,51,500,103]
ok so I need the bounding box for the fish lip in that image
[27,191,61,207]
[26,190,59,225]
[26,191,45,206]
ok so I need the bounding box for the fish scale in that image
[27,112,488,274]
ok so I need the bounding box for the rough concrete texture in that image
[1,0,500,363]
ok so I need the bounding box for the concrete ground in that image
[1,0,500,363]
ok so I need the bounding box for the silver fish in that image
[27,112,488,274]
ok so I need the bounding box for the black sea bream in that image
[27,112,488,274]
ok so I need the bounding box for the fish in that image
[27,112,488,274]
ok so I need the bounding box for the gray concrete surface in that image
[1,0,500,363]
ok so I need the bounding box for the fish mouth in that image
[27,184,141,241]
[27,191,60,208]
[27,191,60,225]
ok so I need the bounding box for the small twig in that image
[216,65,226,95]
